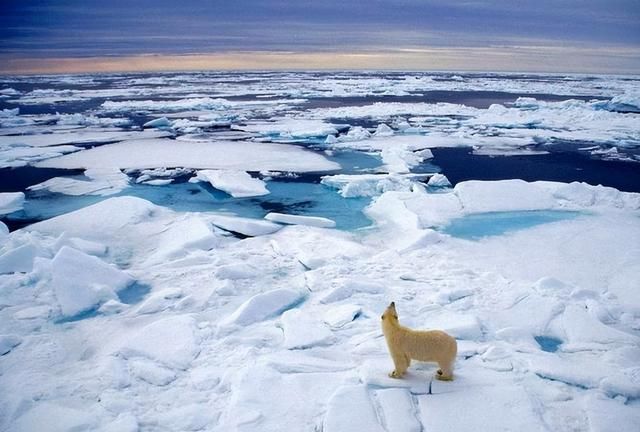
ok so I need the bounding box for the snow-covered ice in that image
[264,212,336,228]
[36,138,340,172]
[1,72,639,432]
[190,169,269,198]
[0,192,24,215]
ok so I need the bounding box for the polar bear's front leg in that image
[389,351,410,378]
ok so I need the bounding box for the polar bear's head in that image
[381,301,398,322]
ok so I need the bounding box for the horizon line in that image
[1,47,640,76]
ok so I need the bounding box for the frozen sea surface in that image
[1,72,640,432]
[441,210,583,240]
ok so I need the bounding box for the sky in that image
[0,0,639,74]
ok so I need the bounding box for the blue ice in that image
[534,335,563,353]
[441,210,583,240]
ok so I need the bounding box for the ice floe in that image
[36,138,340,172]
[264,212,336,228]
[0,192,24,215]
[189,169,269,198]
[28,168,130,196]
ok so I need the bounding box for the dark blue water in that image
[430,147,640,193]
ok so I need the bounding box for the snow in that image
[209,214,282,237]
[0,334,21,355]
[50,246,134,317]
[321,173,423,197]
[0,243,38,274]
[119,315,199,369]
[221,288,305,327]
[0,129,172,148]
[264,212,336,228]
[190,169,269,198]
[427,173,451,188]
[0,192,24,215]
[36,138,340,172]
[12,403,96,432]
[280,308,334,349]
[236,118,339,139]
[324,385,385,432]
[28,168,130,196]
[1,72,640,432]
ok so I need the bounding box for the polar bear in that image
[381,301,457,380]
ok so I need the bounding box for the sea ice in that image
[323,385,385,432]
[0,129,171,148]
[12,403,95,432]
[37,138,340,172]
[209,214,282,237]
[221,288,305,327]
[0,243,38,274]
[264,212,336,228]
[28,168,130,196]
[280,308,334,349]
[0,192,24,215]
[321,173,419,197]
[50,246,134,317]
[0,334,21,355]
[190,169,269,198]
[119,315,199,369]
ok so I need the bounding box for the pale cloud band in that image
[2,45,640,75]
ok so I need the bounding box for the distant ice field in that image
[2,71,639,230]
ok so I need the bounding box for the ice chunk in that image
[280,308,333,349]
[373,123,394,137]
[417,371,547,431]
[128,358,177,386]
[321,173,419,197]
[238,118,339,139]
[0,144,82,168]
[28,168,130,196]
[216,262,259,280]
[29,196,161,240]
[264,212,336,228]
[190,169,269,198]
[324,385,384,432]
[422,311,483,340]
[0,192,24,215]
[51,246,134,317]
[102,414,139,432]
[337,126,371,142]
[323,304,362,328]
[0,129,171,148]
[12,403,95,432]
[209,214,282,237]
[119,315,199,369]
[0,334,21,355]
[37,138,340,172]
[0,243,38,274]
[427,173,451,187]
[320,279,385,303]
[380,147,426,174]
[143,117,172,129]
[375,388,421,432]
[0,220,8,237]
[53,233,108,257]
[599,368,640,399]
[358,358,431,394]
[145,216,218,264]
[221,288,305,326]
[454,180,556,213]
